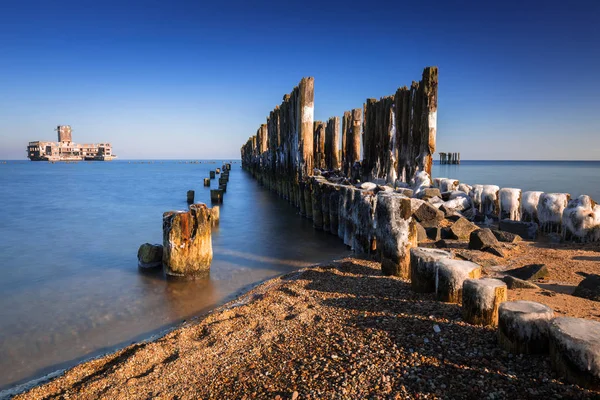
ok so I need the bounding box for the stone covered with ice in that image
[499,188,522,221]
[439,178,459,192]
[412,171,432,195]
[458,183,472,194]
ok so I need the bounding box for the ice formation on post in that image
[520,191,543,223]
[498,300,554,354]
[499,188,522,221]
[410,247,453,293]
[439,178,459,192]
[434,258,482,303]
[462,278,507,326]
[538,193,570,233]
[470,185,500,217]
[561,195,600,242]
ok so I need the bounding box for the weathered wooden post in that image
[299,77,315,179]
[325,116,340,171]
[210,170,215,179]
[162,203,213,279]
[462,278,507,326]
[210,189,223,203]
[203,178,210,187]
[187,190,194,204]
[313,121,326,170]
[216,168,220,174]
[498,301,554,354]
[343,108,362,179]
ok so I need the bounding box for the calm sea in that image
[1,159,599,391]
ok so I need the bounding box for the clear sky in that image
[1,0,598,160]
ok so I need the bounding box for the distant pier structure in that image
[439,152,460,165]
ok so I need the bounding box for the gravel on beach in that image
[17,247,600,399]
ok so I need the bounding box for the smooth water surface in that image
[0,160,349,390]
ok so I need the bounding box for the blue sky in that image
[1,0,598,160]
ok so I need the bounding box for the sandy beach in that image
[16,240,600,399]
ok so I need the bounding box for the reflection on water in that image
[0,161,349,389]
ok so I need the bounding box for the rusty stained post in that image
[419,66,438,175]
[325,116,340,170]
[298,77,314,180]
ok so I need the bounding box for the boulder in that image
[163,203,214,279]
[413,202,444,228]
[485,245,505,258]
[357,182,377,191]
[572,274,600,302]
[416,222,427,243]
[395,188,414,197]
[492,229,522,243]
[448,217,478,240]
[426,226,441,241]
[498,301,554,354]
[502,275,540,289]
[415,188,441,201]
[499,220,538,240]
[506,264,549,281]
[137,243,163,269]
[469,228,500,250]
[548,317,600,389]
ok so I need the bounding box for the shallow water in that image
[0,160,349,390]
[1,159,599,390]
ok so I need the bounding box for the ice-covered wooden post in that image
[548,317,600,390]
[329,184,340,235]
[462,278,507,326]
[499,188,521,220]
[520,191,543,222]
[498,301,554,354]
[325,116,340,170]
[162,203,213,279]
[538,193,570,233]
[375,193,417,278]
[435,259,482,303]
[410,247,453,292]
[352,190,377,254]
[311,177,325,230]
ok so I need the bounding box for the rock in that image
[415,188,441,201]
[435,259,482,303]
[448,217,478,240]
[137,243,163,269]
[413,202,444,228]
[434,239,448,248]
[492,230,522,243]
[416,222,427,243]
[357,182,377,191]
[502,275,540,289]
[572,274,600,301]
[163,203,214,279]
[410,247,453,293]
[425,227,441,241]
[506,264,549,281]
[499,220,538,240]
[498,301,554,354]
[548,317,600,389]
[462,278,507,326]
[395,188,413,197]
[469,228,500,250]
[485,245,505,258]
[375,193,417,278]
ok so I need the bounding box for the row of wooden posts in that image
[439,152,460,164]
[186,163,232,205]
[240,67,439,201]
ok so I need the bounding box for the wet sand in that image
[15,241,600,399]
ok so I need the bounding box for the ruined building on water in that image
[27,126,115,161]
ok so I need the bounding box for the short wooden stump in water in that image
[548,317,600,390]
[498,300,554,354]
[203,178,210,186]
[435,259,482,303]
[409,247,453,293]
[210,189,223,203]
[462,278,507,326]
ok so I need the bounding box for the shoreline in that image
[13,241,600,399]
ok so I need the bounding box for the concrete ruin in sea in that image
[27,125,115,161]
[240,67,600,389]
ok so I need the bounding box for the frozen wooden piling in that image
[548,317,600,390]
[435,259,482,303]
[498,301,554,354]
[462,278,507,326]
[410,247,452,292]
[162,203,213,279]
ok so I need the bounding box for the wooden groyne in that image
[439,152,460,164]
[239,68,600,390]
